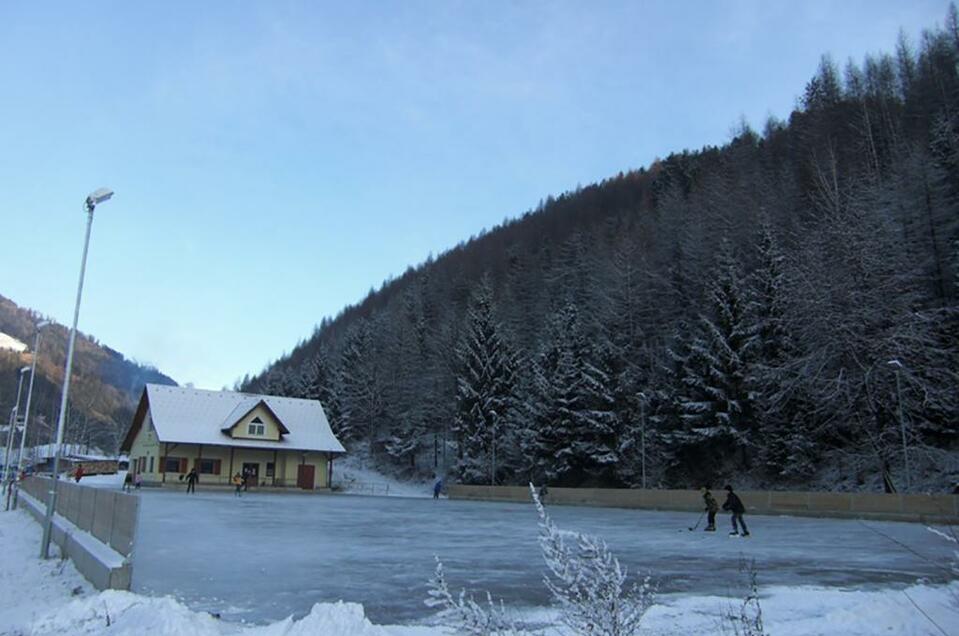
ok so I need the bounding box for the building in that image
[120,384,345,489]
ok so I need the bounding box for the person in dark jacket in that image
[433,479,443,499]
[722,484,749,536]
[185,468,199,494]
[702,486,719,531]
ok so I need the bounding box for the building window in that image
[164,457,186,473]
[266,462,275,477]
[149,456,154,473]
[247,417,265,436]
[198,458,221,475]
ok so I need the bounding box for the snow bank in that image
[28,591,446,636]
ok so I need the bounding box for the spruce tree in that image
[452,275,518,484]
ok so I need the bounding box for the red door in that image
[296,464,315,490]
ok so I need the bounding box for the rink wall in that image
[448,485,959,524]
[17,477,137,589]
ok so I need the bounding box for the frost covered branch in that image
[531,483,654,636]
[425,556,518,636]
[722,558,766,636]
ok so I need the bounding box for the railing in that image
[19,476,139,557]
[448,484,959,524]
[332,478,391,496]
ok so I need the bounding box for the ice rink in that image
[132,489,954,625]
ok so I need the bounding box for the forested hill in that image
[244,8,959,493]
[0,294,177,454]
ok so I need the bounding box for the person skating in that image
[123,471,133,492]
[433,479,443,499]
[233,473,243,497]
[722,484,749,536]
[702,486,719,531]
[74,463,85,483]
[185,467,199,494]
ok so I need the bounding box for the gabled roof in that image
[219,398,290,435]
[121,384,345,453]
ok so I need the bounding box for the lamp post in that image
[638,392,648,490]
[887,359,910,491]
[9,321,50,510]
[40,188,112,559]
[2,367,30,491]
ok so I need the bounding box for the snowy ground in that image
[1,501,957,635]
[332,455,436,498]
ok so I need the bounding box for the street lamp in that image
[40,188,113,559]
[2,367,31,490]
[637,392,649,490]
[887,359,910,491]
[9,321,50,510]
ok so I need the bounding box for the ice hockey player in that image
[722,484,750,536]
[702,486,719,531]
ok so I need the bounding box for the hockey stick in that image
[688,511,705,531]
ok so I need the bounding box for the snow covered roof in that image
[0,332,27,353]
[122,384,344,454]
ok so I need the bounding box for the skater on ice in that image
[722,484,749,536]
[702,486,718,531]
[185,467,199,494]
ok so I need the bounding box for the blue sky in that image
[0,1,949,389]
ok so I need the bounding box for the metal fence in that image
[19,476,139,557]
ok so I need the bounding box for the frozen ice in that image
[132,490,955,625]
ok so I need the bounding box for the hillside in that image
[243,8,959,493]
[0,294,177,454]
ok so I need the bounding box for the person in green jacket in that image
[702,486,719,531]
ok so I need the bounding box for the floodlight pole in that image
[41,190,111,558]
[10,323,49,510]
[888,360,911,491]
[2,368,29,491]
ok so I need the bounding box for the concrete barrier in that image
[17,477,139,588]
[448,484,959,524]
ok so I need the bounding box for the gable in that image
[137,384,346,453]
[223,402,287,442]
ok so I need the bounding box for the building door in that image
[296,464,315,490]
[242,462,259,487]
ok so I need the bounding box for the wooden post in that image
[228,447,234,481]
[162,442,168,483]
[272,449,277,487]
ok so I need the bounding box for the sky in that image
[0,1,951,390]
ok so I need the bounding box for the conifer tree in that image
[452,275,519,484]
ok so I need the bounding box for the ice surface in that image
[2,504,957,635]
[132,490,956,625]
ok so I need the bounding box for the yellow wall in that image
[128,412,161,477]
[228,403,284,441]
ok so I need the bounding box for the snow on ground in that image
[1,505,957,635]
[333,454,435,498]
[75,471,127,488]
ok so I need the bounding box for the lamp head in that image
[887,359,904,369]
[85,187,114,210]
[36,320,50,330]
[20,366,30,375]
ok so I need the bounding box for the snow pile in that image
[28,592,442,636]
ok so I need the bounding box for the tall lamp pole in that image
[9,321,50,510]
[887,359,910,492]
[2,367,30,490]
[638,392,648,490]
[40,188,113,559]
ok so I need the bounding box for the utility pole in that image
[889,360,911,491]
